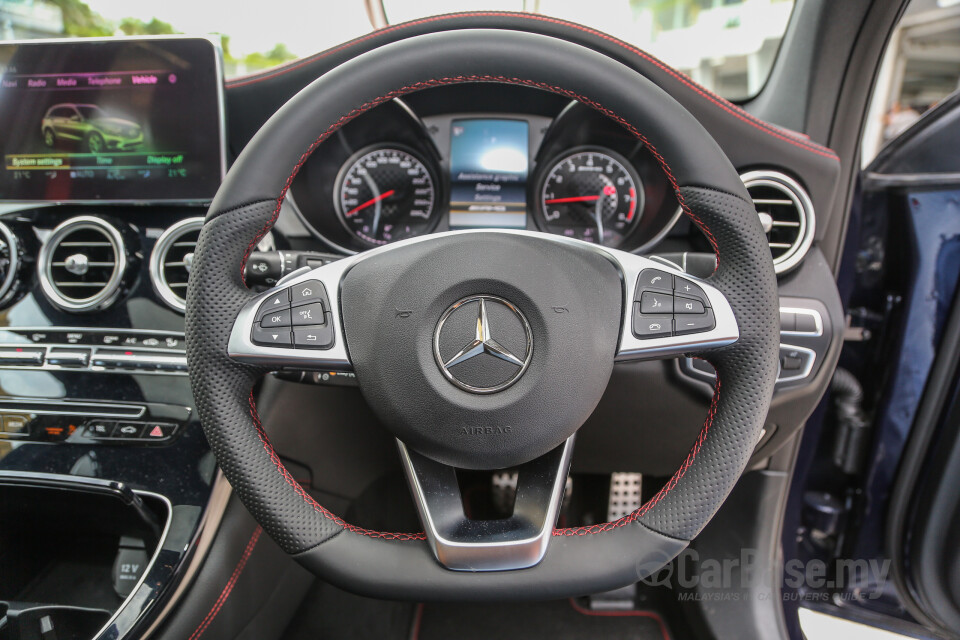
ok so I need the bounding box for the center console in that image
[0,205,216,640]
[0,475,170,640]
[0,36,226,640]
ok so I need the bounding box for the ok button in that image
[260,308,292,328]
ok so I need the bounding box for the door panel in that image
[858,92,960,636]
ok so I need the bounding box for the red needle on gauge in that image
[345,189,395,216]
[545,185,616,205]
[544,195,600,205]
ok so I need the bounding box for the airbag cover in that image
[340,232,621,469]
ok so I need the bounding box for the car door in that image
[868,91,960,637]
[809,91,960,638]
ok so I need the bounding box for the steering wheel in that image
[185,29,779,601]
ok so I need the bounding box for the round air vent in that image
[0,222,22,306]
[149,217,203,312]
[741,171,815,274]
[38,216,127,312]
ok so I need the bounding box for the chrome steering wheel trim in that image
[227,229,738,571]
[227,229,738,372]
[187,27,778,599]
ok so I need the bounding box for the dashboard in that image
[0,26,845,640]
[289,85,685,254]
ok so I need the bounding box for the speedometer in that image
[536,148,643,247]
[335,146,438,246]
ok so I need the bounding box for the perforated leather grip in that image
[186,28,779,597]
[637,186,780,539]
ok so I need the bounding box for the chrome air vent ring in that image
[150,217,203,313]
[0,222,21,306]
[741,170,815,275]
[38,216,127,312]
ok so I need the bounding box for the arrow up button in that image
[254,288,291,323]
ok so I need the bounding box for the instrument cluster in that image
[290,87,684,254]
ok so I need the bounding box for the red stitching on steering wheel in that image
[554,375,720,536]
[248,392,426,541]
[241,75,725,540]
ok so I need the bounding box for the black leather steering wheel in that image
[185,28,779,600]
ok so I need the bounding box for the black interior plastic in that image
[0,482,166,640]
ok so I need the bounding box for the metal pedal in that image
[589,583,638,611]
[491,471,518,514]
[586,473,644,610]
[607,472,642,521]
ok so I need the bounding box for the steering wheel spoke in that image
[398,436,575,572]
[609,250,739,362]
[187,27,780,599]
[227,259,354,371]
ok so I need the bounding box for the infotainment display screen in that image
[448,118,528,229]
[0,38,224,202]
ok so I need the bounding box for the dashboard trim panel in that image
[0,398,146,419]
[0,327,188,375]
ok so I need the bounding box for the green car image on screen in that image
[41,103,144,153]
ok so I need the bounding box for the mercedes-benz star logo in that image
[433,295,533,394]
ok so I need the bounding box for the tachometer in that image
[335,146,437,246]
[536,148,643,247]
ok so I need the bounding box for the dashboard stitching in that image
[224,11,839,162]
[248,392,427,541]
[553,375,720,536]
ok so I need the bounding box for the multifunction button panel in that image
[633,269,716,339]
[0,399,189,445]
[0,329,187,375]
[3,417,180,444]
[230,233,739,371]
[251,280,335,349]
[81,420,179,443]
